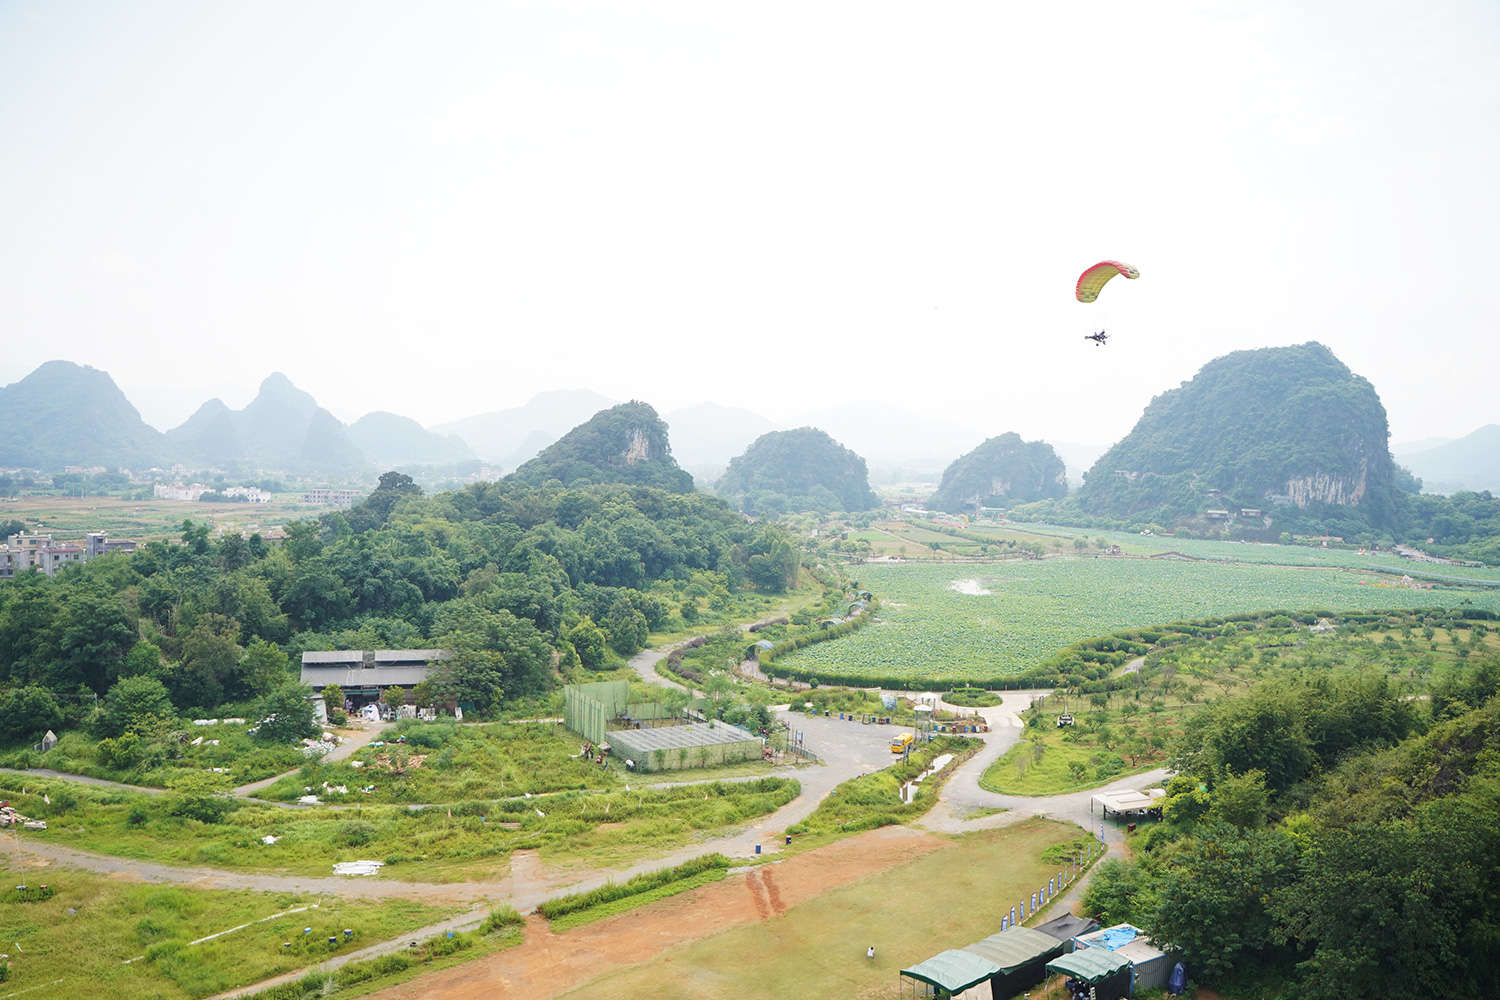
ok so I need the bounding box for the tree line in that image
[0,473,803,742]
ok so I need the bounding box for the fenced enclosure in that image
[608,721,763,773]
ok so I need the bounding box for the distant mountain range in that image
[8,359,1488,505]
[431,389,619,468]
[168,373,367,474]
[1398,425,1500,494]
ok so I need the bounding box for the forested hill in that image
[1079,342,1402,527]
[926,432,1066,513]
[0,477,801,721]
[0,360,176,469]
[715,427,879,516]
[510,401,694,493]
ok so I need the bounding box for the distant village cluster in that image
[0,530,136,578]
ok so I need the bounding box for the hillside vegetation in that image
[0,476,803,753]
[510,400,694,493]
[1079,342,1403,527]
[1084,648,1500,1000]
[926,432,1066,513]
[0,360,175,469]
[715,427,878,515]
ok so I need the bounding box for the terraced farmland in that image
[796,555,1500,683]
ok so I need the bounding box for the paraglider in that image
[1075,260,1139,303]
[1076,260,1138,346]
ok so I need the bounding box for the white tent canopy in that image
[1089,788,1165,817]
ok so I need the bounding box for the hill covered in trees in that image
[926,432,1066,513]
[510,401,693,492]
[1083,630,1500,1000]
[715,427,879,515]
[1075,342,1406,530]
[0,361,176,469]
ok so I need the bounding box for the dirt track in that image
[359,825,947,1000]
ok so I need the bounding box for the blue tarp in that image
[1093,926,1139,950]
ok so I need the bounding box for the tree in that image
[252,685,319,744]
[0,686,63,744]
[241,639,291,697]
[568,619,608,670]
[1211,769,1270,829]
[1082,858,1154,926]
[56,587,137,692]
[1146,823,1296,978]
[93,675,176,739]
[428,648,506,714]
[172,613,243,709]
[122,640,169,681]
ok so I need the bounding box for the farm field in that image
[0,493,327,542]
[788,557,1500,683]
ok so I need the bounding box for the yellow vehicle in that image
[890,732,914,754]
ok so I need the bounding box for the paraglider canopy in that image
[1075,260,1139,303]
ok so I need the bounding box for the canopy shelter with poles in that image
[1045,947,1133,1000]
[900,949,1000,999]
[1089,788,1166,822]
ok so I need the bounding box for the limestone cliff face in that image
[1284,466,1367,508]
[1079,342,1399,527]
[624,427,652,465]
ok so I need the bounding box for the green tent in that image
[901,949,1001,995]
[963,926,1065,973]
[1046,948,1133,1000]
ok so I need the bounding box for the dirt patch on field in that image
[363,825,947,1000]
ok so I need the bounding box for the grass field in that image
[553,818,1084,1000]
[0,773,800,881]
[0,863,460,1000]
[783,554,1500,684]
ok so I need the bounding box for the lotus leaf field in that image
[787,548,1500,684]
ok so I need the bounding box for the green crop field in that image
[793,554,1500,684]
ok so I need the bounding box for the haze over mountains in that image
[1,356,1494,498]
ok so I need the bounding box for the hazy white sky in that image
[2,1,1496,447]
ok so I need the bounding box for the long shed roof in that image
[962,926,1065,974]
[607,721,760,755]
